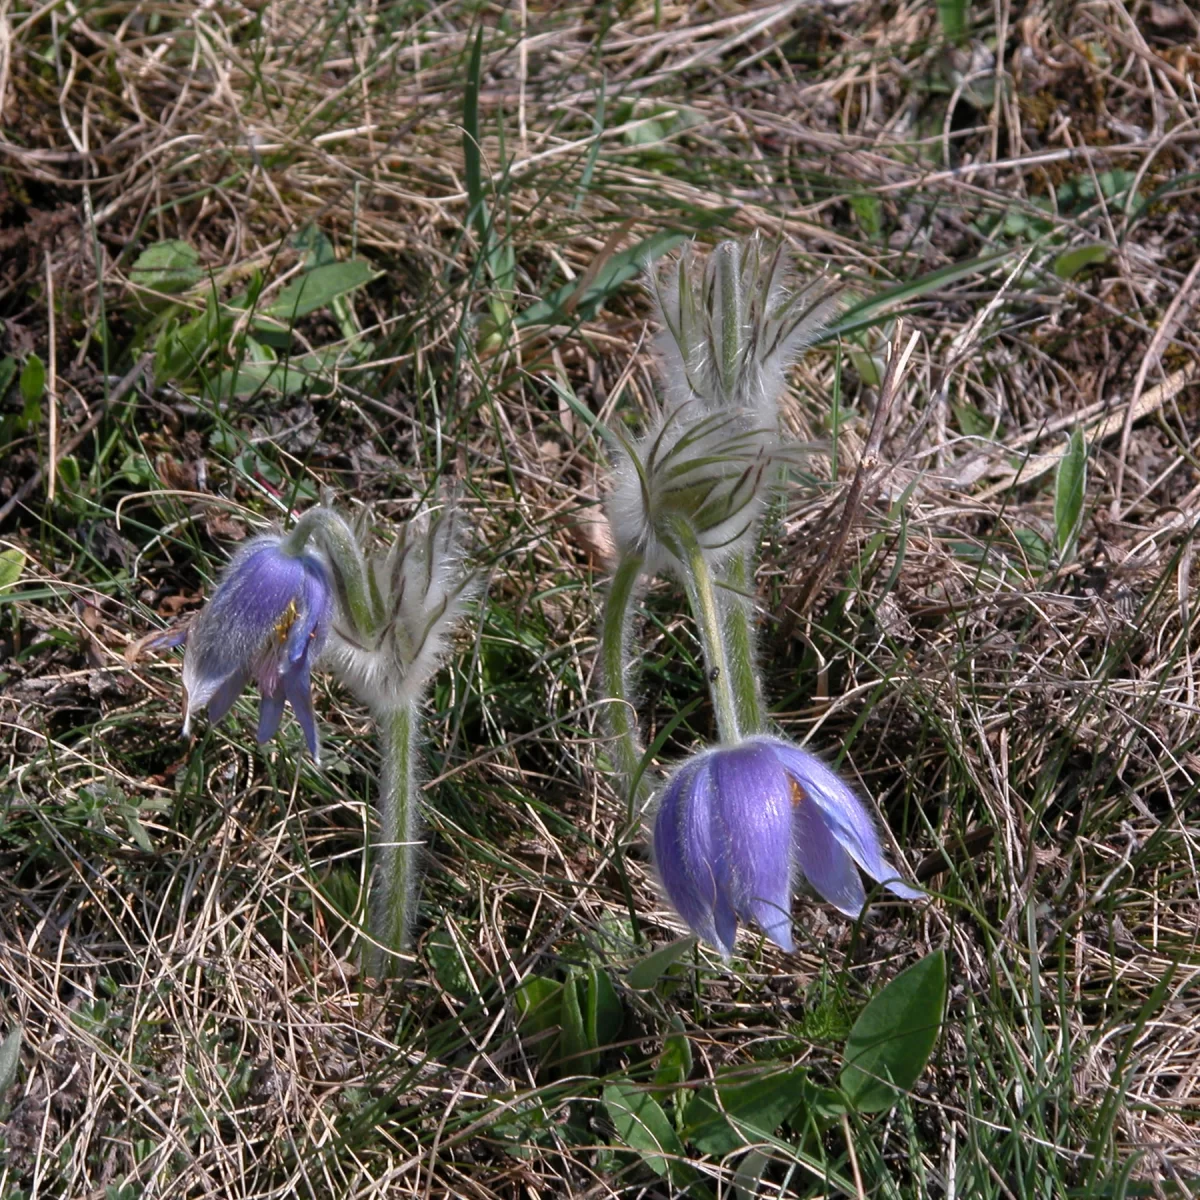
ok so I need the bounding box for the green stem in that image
[282,507,376,640]
[673,521,740,745]
[720,550,765,736]
[367,702,421,978]
[602,552,650,817]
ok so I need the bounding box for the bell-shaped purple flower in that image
[174,535,333,760]
[652,737,922,957]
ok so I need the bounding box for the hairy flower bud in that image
[324,501,475,711]
[605,238,841,576]
[652,235,842,422]
[605,400,781,573]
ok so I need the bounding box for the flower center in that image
[273,598,300,644]
[789,778,806,808]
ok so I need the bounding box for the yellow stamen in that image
[790,779,806,808]
[273,598,299,645]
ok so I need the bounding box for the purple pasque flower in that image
[176,535,333,760]
[652,736,922,957]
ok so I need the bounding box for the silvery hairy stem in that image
[719,550,765,736]
[364,702,420,977]
[601,552,652,817]
[670,518,741,746]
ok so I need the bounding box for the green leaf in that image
[123,812,154,854]
[0,355,17,399]
[56,455,80,493]
[840,949,946,1113]
[19,353,45,405]
[847,346,883,388]
[1054,244,1109,280]
[426,932,474,1001]
[652,1016,692,1091]
[514,975,562,1045]
[515,230,686,328]
[627,936,696,991]
[558,968,593,1075]
[935,0,968,42]
[0,548,25,592]
[825,250,1013,342]
[604,1083,692,1184]
[953,402,996,439]
[683,1063,809,1156]
[264,260,379,322]
[0,1026,21,1094]
[463,27,486,246]
[584,965,623,1057]
[850,193,883,238]
[1054,426,1088,558]
[129,240,203,294]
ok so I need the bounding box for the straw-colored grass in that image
[1,0,1199,1195]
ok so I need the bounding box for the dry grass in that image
[2,0,1200,1196]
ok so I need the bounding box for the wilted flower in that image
[175,535,333,759]
[323,501,475,713]
[652,737,922,957]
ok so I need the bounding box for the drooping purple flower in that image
[172,535,333,760]
[652,737,923,957]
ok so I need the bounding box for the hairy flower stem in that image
[673,521,741,745]
[367,702,421,978]
[720,551,765,736]
[602,552,651,818]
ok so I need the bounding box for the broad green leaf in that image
[427,932,474,1001]
[683,1063,809,1156]
[19,353,45,405]
[848,346,883,387]
[1054,244,1109,280]
[123,812,154,854]
[627,936,696,991]
[603,1083,692,1184]
[264,260,379,321]
[0,1026,21,1094]
[1054,426,1088,558]
[840,949,946,1113]
[0,356,17,399]
[1014,526,1051,570]
[733,1150,771,1200]
[0,549,25,592]
[129,240,202,294]
[203,361,311,400]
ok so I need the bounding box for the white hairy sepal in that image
[323,504,476,711]
[605,398,782,577]
[651,236,843,424]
